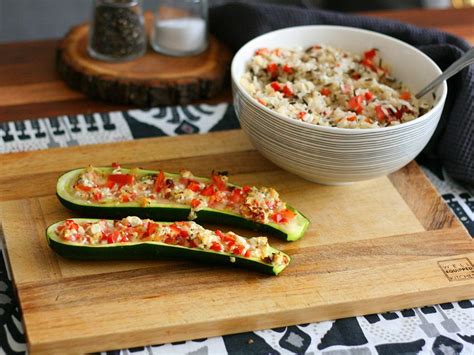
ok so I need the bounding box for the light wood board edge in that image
[25,280,474,354]
[388,161,464,232]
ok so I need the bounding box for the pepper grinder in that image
[151,0,208,56]
[88,0,146,62]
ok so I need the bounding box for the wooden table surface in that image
[0,7,473,122]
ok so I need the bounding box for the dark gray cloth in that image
[210,2,474,184]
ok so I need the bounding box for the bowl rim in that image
[231,25,448,135]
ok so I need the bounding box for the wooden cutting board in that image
[0,130,473,354]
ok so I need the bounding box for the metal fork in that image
[416,47,474,99]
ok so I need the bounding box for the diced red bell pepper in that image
[170,224,182,235]
[243,185,252,193]
[361,58,377,72]
[375,106,387,121]
[272,213,284,224]
[107,231,120,244]
[223,236,235,245]
[105,180,115,189]
[169,223,189,238]
[244,250,251,258]
[229,188,243,203]
[364,91,374,101]
[121,195,131,202]
[201,185,215,196]
[164,236,175,244]
[146,222,157,236]
[266,62,279,78]
[361,49,378,71]
[76,184,92,192]
[187,181,201,192]
[154,171,165,192]
[297,111,307,120]
[400,91,411,100]
[217,231,236,247]
[348,95,364,114]
[212,175,227,191]
[347,116,357,122]
[320,88,331,97]
[108,174,135,187]
[232,245,245,256]
[191,199,201,208]
[282,84,294,98]
[111,162,120,169]
[364,48,377,60]
[282,64,293,74]
[210,242,222,252]
[92,191,103,201]
[65,219,79,231]
[272,209,296,224]
[270,81,281,91]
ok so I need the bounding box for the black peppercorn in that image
[88,0,146,61]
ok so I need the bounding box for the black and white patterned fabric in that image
[0,104,473,355]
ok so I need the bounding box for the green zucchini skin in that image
[56,168,310,241]
[46,220,290,275]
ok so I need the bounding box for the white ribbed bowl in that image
[231,26,447,185]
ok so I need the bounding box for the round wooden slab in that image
[56,22,232,106]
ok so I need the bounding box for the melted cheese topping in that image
[72,165,297,226]
[55,217,290,267]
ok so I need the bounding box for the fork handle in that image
[415,47,474,99]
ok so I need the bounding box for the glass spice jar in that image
[88,0,146,62]
[151,0,208,57]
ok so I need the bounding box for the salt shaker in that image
[88,0,146,62]
[151,0,208,56]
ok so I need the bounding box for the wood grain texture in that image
[389,162,464,231]
[0,8,473,354]
[0,130,472,354]
[362,7,474,39]
[0,7,472,122]
[56,22,232,106]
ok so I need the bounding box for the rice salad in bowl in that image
[231,25,446,184]
[240,45,431,129]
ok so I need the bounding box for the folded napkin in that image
[210,2,473,184]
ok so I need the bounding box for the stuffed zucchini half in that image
[47,217,291,275]
[56,165,310,241]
